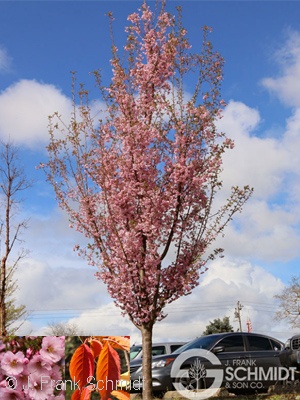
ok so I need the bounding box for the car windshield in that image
[172,335,219,354]
[130,346,142,360]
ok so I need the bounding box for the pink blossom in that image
[39,336,64,364]
[53,395,65,400]
[26,348,34,359]
[0,387,24,400]
[15,372,30,392]
[1,351,25,376]
[24,372,54,400]
[48,363,62,382]
[27,354,52,374]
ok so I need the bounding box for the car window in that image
[173,335,220,354]
[130,346,142,360]
[270,339,282,351]
[216,335,245,352]
[170,344,183,352]
[247,335,273,351]
[152,346,166,356]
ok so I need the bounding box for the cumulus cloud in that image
[14,259,111,334]
[218,100,290,199]
[11,205,294,342]
[0,79,73,148]
[21,258,289,342]
[213,100,300,262]
[152,259,291,342]
[217,200,300,262]
[64,303,135,338]
[282,108,300,179]
[261,30,300,107]
[12,206,112,334]
[12,93,300,338]
[0,45,11,72]
[0,79,107,149]
[219,100,261,136]
[16,260,104,310]
[8,29,300,341]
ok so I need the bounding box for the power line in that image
[25,300,279,321]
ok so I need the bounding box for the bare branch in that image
[0,140,30,335]
[274,276,300,328]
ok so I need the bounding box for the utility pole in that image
[234,301,243,332]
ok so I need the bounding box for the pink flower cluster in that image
[0,336,65,400]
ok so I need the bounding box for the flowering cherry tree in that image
[42,3,252,398]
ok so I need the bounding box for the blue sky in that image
[1,1,300,342]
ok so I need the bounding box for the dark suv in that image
[279,333,300,376]
[130,332,284,395]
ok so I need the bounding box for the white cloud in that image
[217,200,300,262]
[219,101,261,136]
[0,45,11,73]
[0,79,107,149]
[261,30,300,107]
[8,92,300,342]
[7,28,300,342]
[21,257,290,343]
[218,101,290,199]
[10,206,294,343]
[10,206,113,334]
[0,79,72,148]
[64,303,135,338]
[212,100,300,262]
[14,259,111,335]
[15,260,105,310]
[151,259,291,343]
[21,206,87,263]
[10,93,299,338]
[282,108,300,179]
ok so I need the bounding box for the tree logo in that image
[170,349,223,399]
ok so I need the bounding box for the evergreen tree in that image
[203,316,234,335]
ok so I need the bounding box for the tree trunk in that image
[0,257,7,336]
[141,322,154,400]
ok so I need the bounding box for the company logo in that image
[170,349,297,400]
[170,349,223,400]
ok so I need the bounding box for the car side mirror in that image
[212,346,225,354]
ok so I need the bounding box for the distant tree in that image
[0,141,30,335]
[274,276,300,328]
[203,316,234,335]
[42,3,252,398]
[46,321,84,336]
[5,273,27,334]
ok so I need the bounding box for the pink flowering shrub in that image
[0,336,65,399]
